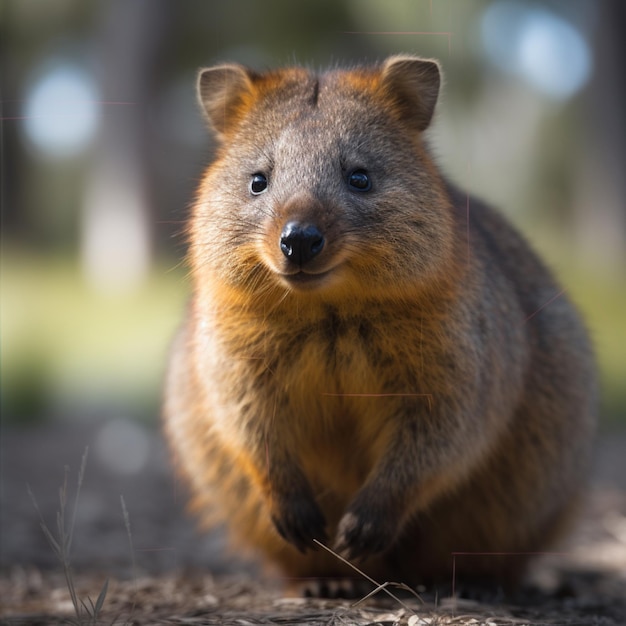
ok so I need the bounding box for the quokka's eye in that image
[347,169,371,192]
[250,173,268,195]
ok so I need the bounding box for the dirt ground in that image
[1,418,625,625]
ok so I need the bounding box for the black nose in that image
[280,222,325,266]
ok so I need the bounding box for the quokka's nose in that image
[279,222,325,266]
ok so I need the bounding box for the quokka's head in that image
[190,55,456,302]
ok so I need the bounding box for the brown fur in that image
[164,55,597,592]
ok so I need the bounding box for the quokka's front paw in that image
[271,490,327,553]
[334,498,398,561]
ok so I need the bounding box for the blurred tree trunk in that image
[82,0,170,293]
[573,0,626,274]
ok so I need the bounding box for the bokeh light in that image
[23,64,100,158]
[481,1,592,101]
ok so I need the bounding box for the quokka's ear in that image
[197,64,256,138]
[379,55,442,131]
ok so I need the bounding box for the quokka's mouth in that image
[279,269,333,291]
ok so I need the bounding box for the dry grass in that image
[22,448,131,625]
[3,442,626,625]
[2,567,626,625]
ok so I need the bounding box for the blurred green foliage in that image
[528,235,626,426]
[1,252,188,423]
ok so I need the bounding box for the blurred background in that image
[1,0,625,461]
[1,0,626,584]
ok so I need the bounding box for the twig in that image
[313,539,422,612]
